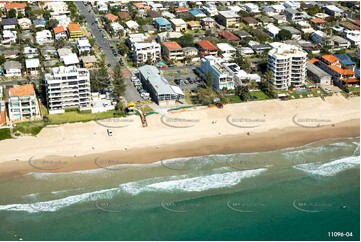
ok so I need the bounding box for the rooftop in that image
[310,18,327,24]
[197,40,218,51]
[162,41,182,51]
[53,25,66,34]
[25,58,40,68]
[154,17,171,26]
[67,23,81,32]
[322,55,339,64]
[4,2,26,9]
[218,11,240,18]
[8,84,35,97]
[218,31,240,41]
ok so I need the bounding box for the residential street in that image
[75,1,142,102]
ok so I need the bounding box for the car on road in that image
[107,129,113,136]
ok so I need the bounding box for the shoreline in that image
[0,95,359,180]
[0,119,359,181]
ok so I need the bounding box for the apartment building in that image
[268,43,308,90]
[284,8,304,22]
[7,84,40,121]
[199,56,235,91]
[45,66,91,114]
[162,41,184,61]
[217,11,240,28]
[132,42,161,65]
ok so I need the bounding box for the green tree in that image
[258,79,276,99]
[8,9,17,18]
[178,33,194,47]
[235,85,252,101]
[90,57,110,91]
[276,29,292,41]
[46,19,59,30]
[43,10,51,20]
[25,6,32,18]
[112,64,126,98]
[307,6,320,16]
[0,55,6,65]
[206,71,213,88]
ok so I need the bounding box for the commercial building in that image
[138,65,185,106]
[268,43,308,89]
[44,66,91,114]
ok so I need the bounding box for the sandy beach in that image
[0,95,359,178]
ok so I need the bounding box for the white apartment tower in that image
[45,66,91,114]
[267,43,307,90]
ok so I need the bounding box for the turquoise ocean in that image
[0,137,359,241]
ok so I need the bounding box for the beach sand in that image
[0,95,359,179]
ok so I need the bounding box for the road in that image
[75,1,141,102]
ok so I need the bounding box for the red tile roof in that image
[8,84,35,97]
[53,25,65,34]
[162,41,182,51]
[175,7,189,12]
[309,58,319,64]
[329,65,354,75]
[197,40,218,51]
[354,20,360,26]
[68,23,81,32]
[218,31,240,41]
[5,2,26,9]
[105,13,118,21]
[310,18,327,24]
[322,55,339,64]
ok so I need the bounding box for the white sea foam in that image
[293,156,360,176]
[119,168,267,195]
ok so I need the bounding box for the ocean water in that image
[0,138,359,241]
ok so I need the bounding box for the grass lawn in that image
[46,110,122,125]
[0,128,12,141]
[250,91,268,100]
[138,105,154,114]
[184,90,195,105]
[13,122,44,136]
[228,95,242,103]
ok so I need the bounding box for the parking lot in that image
[161,67,205,91]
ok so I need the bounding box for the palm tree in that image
[264,71,273,83]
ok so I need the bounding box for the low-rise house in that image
[24,46,38,59]
[202,2,218,16]
[187,21,202,30]
[298,21,315,34]
[240,47,255,56]
[244,3,260,13]
[57,47,73,59]
[80,55,98,69]
[197,40,218,57]
[170,18,187,32]
[257,15,274,25]
[25,58,40,75]
[0,48,20,59]
[4,2,27,15]
[242,17,259,27]
[33,19,46,29]
[183,47,198,57]
[96,1,108,12]
[138,65,185,106]
[18,18,32,30]
[217,32,239,45]
[53,26,67,40]
[20,31,34,43]
[162,11,176,19]
[3,61,22,77]
[6,84,40,122]
[340,22,360,31]
[154,18,172,31]
[307,62,332,86]
[236,30,252,40]
[1,30,17,45]
[265,23,280,38]
[310,18,327,30]
[249,41,272,54]
[118,11,131,21]
[189,9,207,18]
[77,39,92,54]
[311,30,332,46]
[62,53,79,66]
[156,32,183,42]
[162,41,184,61]
[104,13,118,22]
[125,20,140,32]
[335,54,356,70]
[141,25,156,35]
[67,23,83,39]
[40,45,57,60]
[200,18,215,29]
[36,30,54,45]
[324,5,344,17]
[331,36,351,49]
[272,14,287,24]
[270,4,286,15]
[343,30,360,46]
[52,14,71,28]
[217,11,240,28]
[281,26,302,40]
[44,1,69,15]
[284,8,304,22]
[283,1,300,9]
[1,18,16,30]
[217,43,236,61]
[127,33,151,46]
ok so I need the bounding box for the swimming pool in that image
[295,89,309,93]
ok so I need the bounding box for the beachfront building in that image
[6,84,40,122]
[44,66,91,114]
[217,11,240,28]
[132,42,161,65]
[216,43,236,61]
[199,56,235,91]
[268,43,307,90]
[306,62,332,86]
[138,65,185,106]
